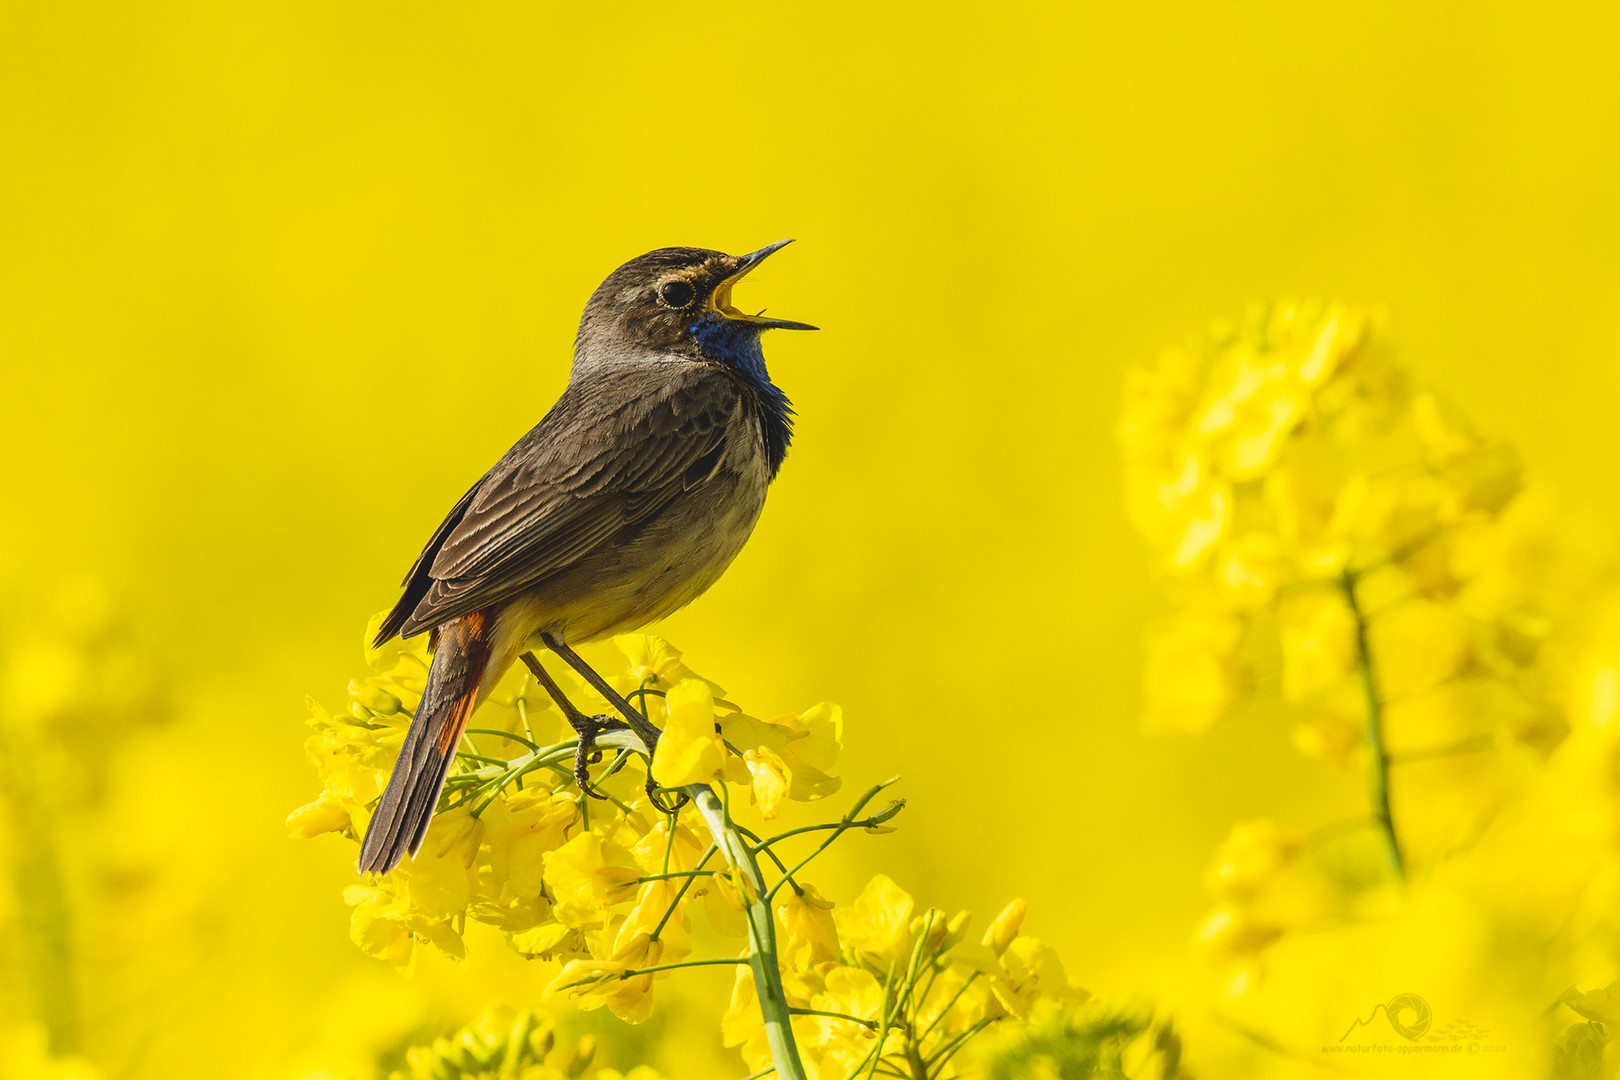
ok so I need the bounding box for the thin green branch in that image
[637,869,719,883]
[452,750,510,767]
[1342,568,1404,879]
[920,972,979,1041]
[626,957,749,978]
[788,1006,878,1030]
[924,1017,993,1071]
[514,695,537,744]
[735,824,803,896]
[763,780,904,905]
[465,727,540,751]
[649,845,718,943]
[1387,734,1496,764]
[861,961,899,1080]
[552,956,748,992]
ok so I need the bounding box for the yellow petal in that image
[650,679,725,787]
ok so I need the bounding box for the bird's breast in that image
[511,416,772,645]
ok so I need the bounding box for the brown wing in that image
[375,364,740,642]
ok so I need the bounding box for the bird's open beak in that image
[710,239,818,331]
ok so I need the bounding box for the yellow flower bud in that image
[565,1034,598,1077]
[941,909,973,951]
[285,790,350,839]
[350,678,403,716]
[1196,905,1284,958]
[527,1021,556,1059]
[918,907,949,950]
[1205,819,1302,898]
[983,897,1027,955]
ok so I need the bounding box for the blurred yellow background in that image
[3,2,1619,1076]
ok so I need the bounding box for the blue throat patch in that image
[692,317,794,478]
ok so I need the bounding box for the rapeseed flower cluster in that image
[976,997,1183,1080]
[384,1004,661,1080]
[0,577,164,1069]
[1119,301,1605,873]
[296,626,1121,1077]
[292,627,842,990]
[0,1025,103,1080]
[720,877,1087,1079]
[1123,304,1620,1074]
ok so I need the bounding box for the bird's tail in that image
[357,611,492,874]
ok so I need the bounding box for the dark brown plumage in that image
[357,242,813,874]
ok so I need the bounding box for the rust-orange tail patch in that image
[358,609,492,874]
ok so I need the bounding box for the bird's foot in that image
[646,778,689,815]
[566,712,627,800]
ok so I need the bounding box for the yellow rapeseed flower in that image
[648,679,725,787]
[542,833,640,929]
[833,873,915,968]
[776,883,840,968]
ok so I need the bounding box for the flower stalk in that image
[689,782,809,1080]
[1341,569,1404,879]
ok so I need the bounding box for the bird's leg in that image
[540,633,664,747]
[539,633,688,813]
[518,651,622,799]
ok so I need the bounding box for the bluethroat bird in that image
[357,241,815,874]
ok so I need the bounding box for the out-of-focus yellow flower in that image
[384,1003,665,1080]
[1289,686,1365,765]
[1277,589,1355,702]
[720,963,770,1065]
[648,679,724,787]
[993,936,1080,1018]
[1141,605,1245,732]
[1204,820,1302,899]
[1195,905,1284,961]
[983,897,1027,955]
[1366,597,1470,700]
[834,873,915,967]
[0,1026,104,1080]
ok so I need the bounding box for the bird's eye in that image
[659,280,696,309]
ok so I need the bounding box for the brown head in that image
[572,241,816,378]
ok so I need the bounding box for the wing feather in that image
[385,364,740,639]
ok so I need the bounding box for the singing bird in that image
[357,241,815,874]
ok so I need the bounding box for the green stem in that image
[0,724,79,1053]
[625,957,749,977]
[465,727,540,751]
[689,783,808,1080]
[763,781,902,905]
[649,845,718,942]
[1342,569,1404,878]
[788,1006,878,1029]
[637,869,718,883]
